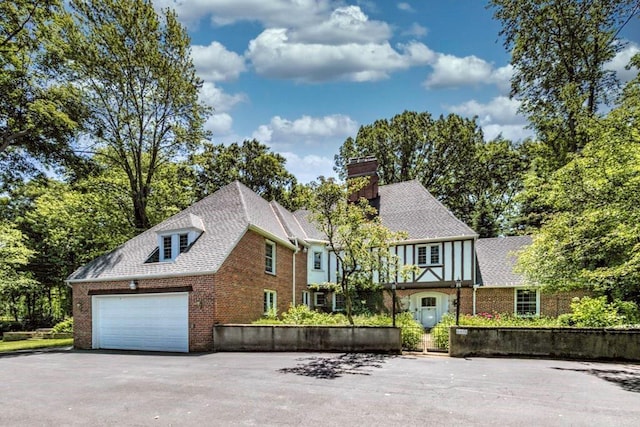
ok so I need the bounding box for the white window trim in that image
[332,293,345,312]
[416,243,441,266]
[514,288,540,316]
[302,291,310,307]
[264,289,277,315]
[265,240,276,275]
[314,292,325,307]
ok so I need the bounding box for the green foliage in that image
[306,177,410,324]
[489,0,637,159]
[517,101,640,303]
[51,317,73,333]
[336,111,528,236]
[0,0,87,188]
[394,312,424,351]
[253,305,423,350]
[63,0,210,230]
[191,139,302,210]
[558,297,640,327]
[431,313,454,349]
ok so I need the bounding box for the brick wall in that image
[72,229,299,352]
[476,287,584,317]
[214,229,294,324]
[72,274,215,352]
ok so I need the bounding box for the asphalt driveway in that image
[1,349,638,426]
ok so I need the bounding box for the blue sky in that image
[156,0,639,183]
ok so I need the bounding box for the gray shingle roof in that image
[476,235,532,287]
[378,180,476,240]
[67,181,294,282]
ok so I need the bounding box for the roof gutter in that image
[248,224,298,250]
[65,269,220,285]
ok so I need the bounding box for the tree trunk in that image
[132,188,150,231]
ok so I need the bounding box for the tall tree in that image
[191,139,303,210]
[489,0,640,163]
[0,221,39,322]
[0,0,86,188]
[306,177,411,324]
[63,0,209,231]
[517,66,640,304]
[336,111,527,236]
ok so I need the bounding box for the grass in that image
[0,338,73,352]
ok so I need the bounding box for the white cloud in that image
[204,113,233,135]
[247,28,433,82]
[199,82,246,112]
[289,6,391,45]
[191,41,246,82]
[280,152,335,183]
[397,2,414,12]
[448,96,533,142]
[449,96,522,125]
[155,0,333,27]
[402,23,428,38]
[252,114,358,144]
[424,54,493,88]
[606,42,640,83]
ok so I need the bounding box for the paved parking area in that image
[1,349,639,426]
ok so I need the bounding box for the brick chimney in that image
[347,156,379,204]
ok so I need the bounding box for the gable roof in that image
[476,235,532,287]
[378,180,476,240]
[67,181,295,283]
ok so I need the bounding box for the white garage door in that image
[92,293,189,352]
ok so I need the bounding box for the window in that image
[162,235,172,260]
[515,289,539,316]
[430,245,440,265]
[265,240,276,274]
[313,251,323,270]
[179,233,189,253]
[333,294,345,312]
[314,292,326,307]
[421,297,437,308]
[264,290,277,315]
[417,244,441,266]
[302,291,310,307]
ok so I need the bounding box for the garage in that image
[92,293,189,352]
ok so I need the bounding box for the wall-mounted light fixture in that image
[197,300,202,309]
[76,302,82,311]
[129,280,138,290]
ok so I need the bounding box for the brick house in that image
[67,158,573,352]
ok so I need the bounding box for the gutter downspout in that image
[292,238,299,306]
[472,284,479,315]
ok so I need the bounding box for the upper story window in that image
[162,236,173,260]
[417,244,441,266]
[265,240,276,274]
[313,251,323,270]
[179,233,189,253]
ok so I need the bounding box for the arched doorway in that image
[410,292,449,328]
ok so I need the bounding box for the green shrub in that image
[431,313,454,349]
[394,312,424,351]
[251,305,423,350]
[563,296,637,327]
[52,317,73,334]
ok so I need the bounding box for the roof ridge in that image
[269,201,291,240]
[234,180,250,224]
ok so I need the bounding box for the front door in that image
[420,296,438,328]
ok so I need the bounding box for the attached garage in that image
[92,293,189,352]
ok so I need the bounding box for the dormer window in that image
[179,233,189,253]
[162,236,173,260]
[149,213,205,263]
